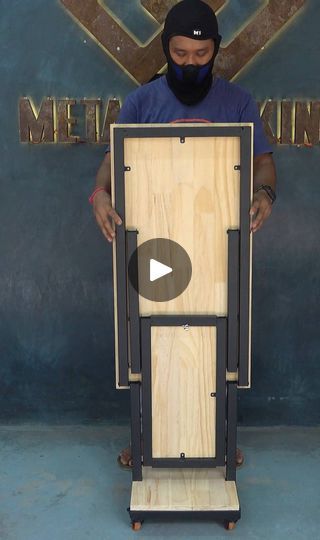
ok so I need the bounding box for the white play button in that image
[128,239,192,301]
[150,258,173,282]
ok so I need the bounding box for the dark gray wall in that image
[0,0,319,425]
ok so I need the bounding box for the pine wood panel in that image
[151,326,216,458]
[130,466,239,511]
[124,134,240,316]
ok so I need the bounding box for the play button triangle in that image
[150,258,173,282]
[128,238,192,302]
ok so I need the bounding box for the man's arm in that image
[92,152,122,243]
[250,153,276,233]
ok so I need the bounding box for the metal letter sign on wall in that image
[60,0,306,84]
[20,0,310,145]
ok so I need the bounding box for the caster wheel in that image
[225,521,236,531]
[132,521,142,531]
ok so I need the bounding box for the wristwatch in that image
[254,184,276,204]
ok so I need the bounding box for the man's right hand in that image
[93,190,122,243]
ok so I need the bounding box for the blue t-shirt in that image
[116,76,271,156]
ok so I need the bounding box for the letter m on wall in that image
[19,98,54,143]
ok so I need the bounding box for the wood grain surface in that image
[130,466,239,511]
[151,326,216,458]
[124,133,240,316]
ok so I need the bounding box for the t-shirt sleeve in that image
[105,93,138,153]
[117,94,138,124]
[240,95,272,156]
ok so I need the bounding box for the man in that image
[90,0,276,469]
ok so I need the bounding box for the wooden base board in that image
[130,467,239,512]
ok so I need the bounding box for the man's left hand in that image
[250,190,272,233]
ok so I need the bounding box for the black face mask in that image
[166,55,215,106]
[161,0,222,106]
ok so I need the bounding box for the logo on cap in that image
[193,29,202,36]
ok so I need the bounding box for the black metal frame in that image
[114,125,249,141]
[141,315,227,468]
[227,230,240,373]
[238,128,252,387]
[130,382,142,481]
[128,509,241,525]
[113,137,129,387]
[226,382,238,481]
[113,124,252,388]
[126,230,141,374]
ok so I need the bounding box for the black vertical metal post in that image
[130,382,143,481]
[227,230,240,372]
[216,317,227,464]
[239,127,252,387]
[126,230,141,374]
[141,317,152,466]
[114,130,129,387]
[226,382,238,481]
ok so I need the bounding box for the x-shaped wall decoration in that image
[60,0,305,84]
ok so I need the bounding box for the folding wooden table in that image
[111,123,253,531]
